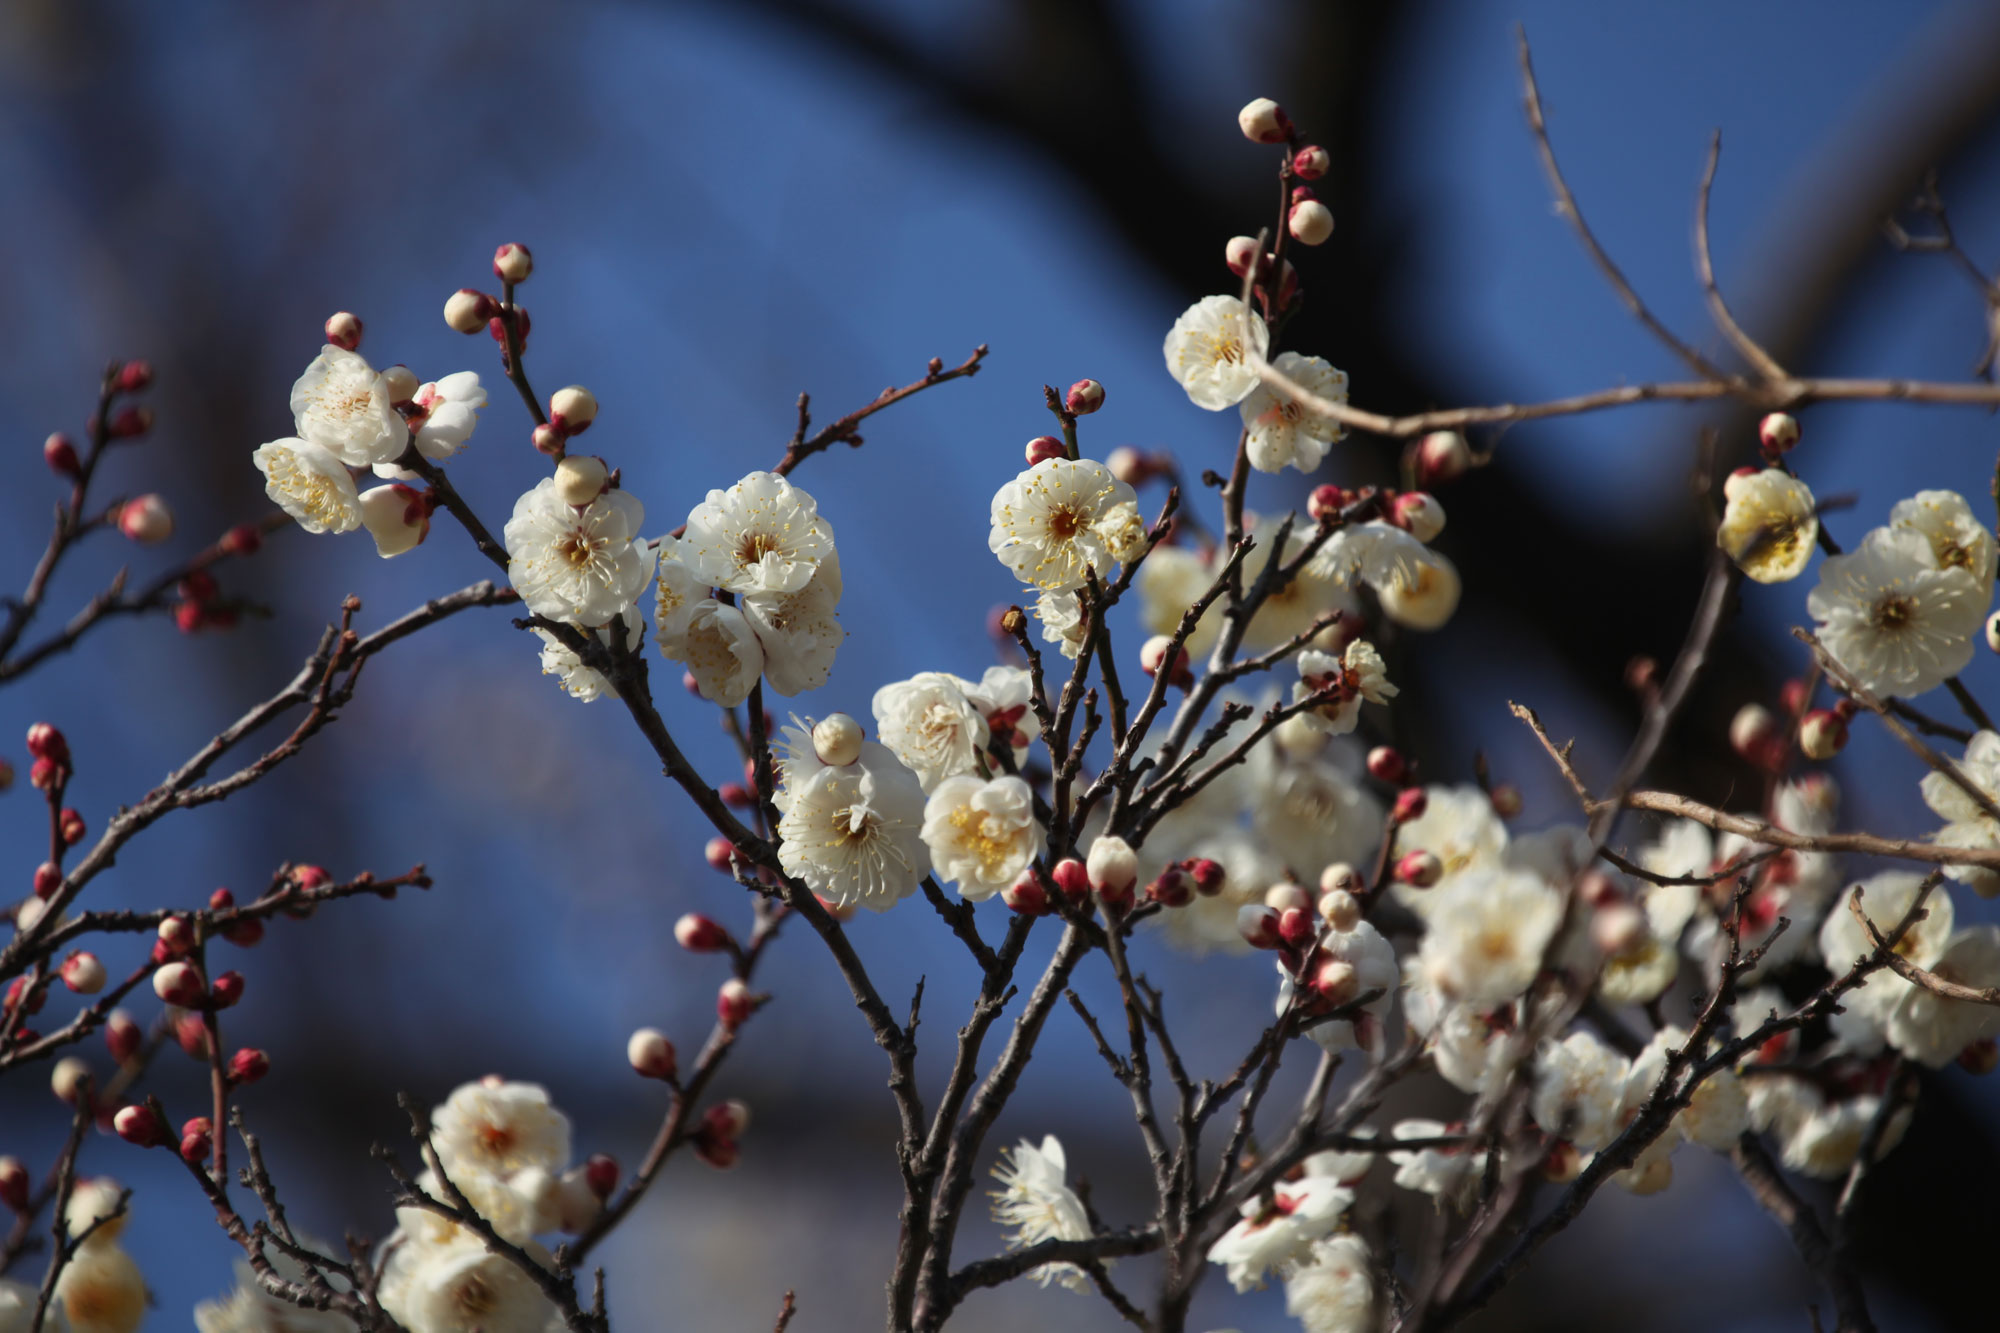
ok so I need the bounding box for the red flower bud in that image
[1391,787,1428,823]
[674,914,730,952]
[1366,747,1406,784]
[44,433,79,477]
[227,1048,269,1085]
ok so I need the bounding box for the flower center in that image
[1046,506,1086,541]
[947,805,1014,876]
[1872,595,1914,631]
[737,531,781,567]
[558,529,605,569]
[1199,331,1244,367]
[454,1273,499,1318]
[477,1121,517,1156]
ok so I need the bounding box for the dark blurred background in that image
[4,0,2000,1328]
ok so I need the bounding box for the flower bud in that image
[493,243,534,284]
[1318,888,1362,931]
[1065,379,1104,415]
[1292,144,1330,179]
[1393,492,1445,543]
[548,386,599,436]
[444,289,498,334]
[1237,904,1282,950]
[52,1056,92,1105]
[4,975,42,1017]
[1139,635,1193,689]
[152,961,204,1008]
[1729,703,1782,768]
[1416,430,1470,486]
[491,308,530,345]
[1224,235,1261,277]
[1306,484,1349,523]
[1105,446,1152,486]
[1798,708,1848,761]
[703,837,737,872]
[1391,787,1428,823]
[1590,903,1646,957]
[1237,97,1292,144]
[627,1027,678,1080]
[27,722,68,764]
[180,1120,213,1165]
[1185,857,1225,896]
[209,971,245,1009]
[357,485,429,559]
[1086,836,1138,894]
[61,953,105,995]
[548,455,610,509]
[1050,858,1091,902]
[220,915,264,947]
[107,405,153,438]
[1395,850,1442,888]
[1986,610,2000,655]
[118,494,173,544]
[1146,866,1194,908]
[533,423,566,457]
[812,713,864,767]
[1278,905,1316,948]
[1024,435,1066,467]
[228,1048,269,1085]
[58,808,84,846]
[1312,959,1358,1005]
[324,312,363,351]
[1002,872,1050,915]
[175,1011,211,1060]
[720,781,754,808]
[1543,1139,1583,1183]
[704,1099,750,1142]
[378,364,420,405]
[1957,1036,1997,1074]
[675,914,730,952]
[1264,880,1312,914]
[0,1158,27,1212]
[34,862,61,899]
[113,1104,162,1147]
[44,432,79,477]
[1365,746,1405,784]
[1490,783,1523,818]
[1758,412,1799,455]
[105,1010,141,1064]
[717,978,755,1027]
[157,916,193,955]
[1288,199,1334,246]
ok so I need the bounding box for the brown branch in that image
[1733,1135,1876,1333]
[1695,132,1790,382]
[1850,889,2000,1005]
[777,346,988,477]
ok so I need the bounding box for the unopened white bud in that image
[1758,412,1799,454]
[358,484,429,559]
[554,455,610,507]
[61,952,106,995]
[1591,903,1647,957]
[1986,609,2000,654]
[157,915,193,954]
[1394,492,1445,543]
[1288,199,1334,246]
[1317,888,1362,931]
[323,312,363,351]
[443,288,495,334]
[1395,850,1442,888]
[813,713,864,767]
[64,1178,128,1243]
[1237,97,1291,144]
[1416,430,1470,486]
[1106,445,1149,485]
[1236,904,1282,950]
[1263,880,1312,914]
[152,960,204,1007]
[1319,862,1363,896]
[51,1056,92,1104]
[1086,835,1139,893]
[1312,959,1359,1005]
[378,365,419,405]
[549,385,599,435]
[1729,703,1780,762]
[118,494,173,544]
[626,1027,677,1080]
[493,243,535,284]
[1224,235,1260,277]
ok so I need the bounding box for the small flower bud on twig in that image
[1758,412,1800,455]
[0,1157,26,1212]
[113,1104,163,1147]
[105,1010,140,1064]
[627,1028,677,1080]
[1395,850,1442,888]
[152,961,204,1007]
[813,714,864,766]
[1237,904,1282,950]
[717,978,756,1028]
[228,1048,269,1085]
[61,953,105,995]
[1366,746,1405,784]
[444,289,498,334]
[1288,198,1334,246]
[1237,97,1292,144]
[323,312,363,350]
[1050,858,1090,903]
[1064,379,1104,415]
[675,914,730,952]
[1391,787,1428,823]
[548,386,599,436]
[493,243,534,284]
[1024,435,1066,467]
[118,495,173,544]
[1292,145,1330,179]
[1416,430,1470,486]
[51,1056,92,1105]
[1318,888,1361,931]
[44,432,79,477]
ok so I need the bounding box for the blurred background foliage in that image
[3,0,2000,1328]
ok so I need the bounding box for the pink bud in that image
[1024,435,1066,467]
[1395,850,1442,888]
[174,1012,210,1060]
[61,953,105,995]
[1002,873,1050,915]
[1799,709,1848,761]
[695,1136,739,1170]
[1050,858,1091,902]
[1307,484,1350,523]
[152,961,205,1007]
[44,432,79,477]
[33,862,61,899]
[1312,959,1358,1004]
[1237,904,1282,950]
[1366,747,1405,784]
[627,1027,677,1080]
[1264,881,1312,914]
[1292,145,1330,179]
[0,1157,26,1212]
[324,312,364,350]
[1489,784,1523,818]
[105,1010,141,1064]
[1185,857,1225,896]
[1391,787,1428,823]
[1065,379,1104,415]
[1237,97,1292,144]
[27,723,68,764]
[717,978,756,1028]
[1139,635,1193,689]
[703,838,737,872]
[720,782,753,808]
[1146,866,1194,908]
[118,494,173,544]
[1288,199,1334,246]
[4,976,42,1017]
[58,808,84,846]
[107,405,153,439]
[113,1104,162,1147]
[157,916,193,956]
[227,1048,269,1085]
[493,243,534,284]
[444,289,498,334]
[1278,906,1316,948]
[1393,491,1445,543]
[584,1153,619,1198]
[209,971,245,1009]
[705,1099,751,1141]
[179,1117,213,1164]
[532,423,565,456]
[1758,412,1800,455]
[675,914,730,952]
[1730,703,1782,769]
[220,523,263,557]
[1415,431,1470,487]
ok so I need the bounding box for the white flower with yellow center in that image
[503,478,651,628]
[921,775,1043,900]
[0,1279,69,1333]
[1415,867,1562,1008]
[1779,1092,1908,1180]
[1377,549,1462,631]
[1241,524,1360,653]
[377,1232,560,1333]
[1716,468,1818,583]
[1206,1174,1354,1293]
[873,673,990,792]
[1529,1029,1630,1151]
[1241,351,1349,474]
[1818,871,1956,1055]
[533,606,643,703]
[777,740,930,912]
[195,1247,356,1333]
[1284,1233,1375,1333]
[989,1136,1095,1291]
[1393,785,1508,916]
[290,346,404,468]
[1886,924,2000,1067]
[1310,520,1434,592]
[1245,739,1383,884]
[1807,526,1985,698]
[682,471,833,597]
[955,665,1042,757]
[744,553,845,697]
[1922,729,2000,897]
[431,1079,571,1188]
[53,1244,143,1333]
[1294,640,1397,735]
[989,458,1137,593]
[1164,294,1270,410]
[375,371,487,481]
[1387,1117,1485,1206]
[1891,488,1996,590]
[253,438,362,535]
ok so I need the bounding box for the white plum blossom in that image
[1033,588,1091,660]
[1716,469,1818,583]
[1,1279,69,1333]
[1921,729,2000,897]
[1377,549,1462,631]
[1284,1233,1374,1333]
[1205,1174,1353,1293]
[1240,351,1349,473]
[1405,975,1518,1095]
[405,373,487,464]
[1807,526,1985,698]
[957,665,1042,758]
[1530,1030,1630,1151]
[677,600,765,707]
[922,775,1043,900]
[253,438,362,535]
[432,1079,570,1185]
[1884,924,2000,1066]
[1816,872,1955,1056]
[358,483,430,557]
[1137,544,1224,658]
[1164,295,1269,410]
[1388,1118,1484,1207]
[1246,738,1383,885]
[291,346,404,468]
[533,606,643,703]
[873,673,991,791]
[196,1247,356,1333]
[1311,520,1434,593]
[1239,521,1359,653]
[1415,868,1562,1008]
[989,1136,1093,1291]
[1393,785,1509,916]
[989,458,1138,592]
[1890,488,1996,590]
[1777,1091,1909,1180]
[376,1231,561,1333]
[777,731,930,912]
[681,471,834,597]
[1294,640,1396,735]
[52,1244,144,1333]
[743,553,845,696]
[1286,918,1400,1054]
[503,478,651,628]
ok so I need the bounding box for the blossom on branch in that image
[504,477,651,628]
